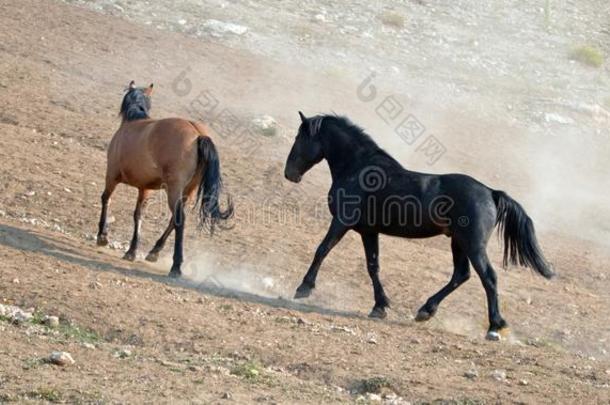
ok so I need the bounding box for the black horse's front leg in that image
[294,218,348,299]
[361,232,390,318]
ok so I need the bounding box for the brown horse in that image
[96,81,233,277]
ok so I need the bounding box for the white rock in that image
[366,392,382,402]
[544,113,574,125]
[44,315,60,328]
[115,348,132,358]
[82,342,96,350]
[202,19,248,37]
[49,351,75,366]
[464,369,478,379]
[251,115,278,137]
[491,369,507,381]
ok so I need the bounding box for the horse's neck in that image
[322,131,370,180]
[322,131,402,181]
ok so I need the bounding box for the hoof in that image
[415,307,436,322]
[485,330,501,341]
[294,284,313,299]
[96,235,108,246]
[122,251,136,262]
[145,251,159,262]
[369,307,387,319]
[168,270,181,279]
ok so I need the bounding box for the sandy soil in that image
[0,0,609,403]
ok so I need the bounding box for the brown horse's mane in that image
[119,87,151,122]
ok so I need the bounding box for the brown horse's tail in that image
[492,190,554,279]
[195,136,234,233]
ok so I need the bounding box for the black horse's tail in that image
[195,136,234,233]
[492,190,554,279]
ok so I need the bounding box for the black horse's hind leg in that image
[361,232,390,319]
[96,182,117,246]
[294,218,348,299]
[416,238,470,322]
[145,219,174,262]
[123,189,149,261]
[468,249,508,340]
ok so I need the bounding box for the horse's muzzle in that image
[284,167,302,183]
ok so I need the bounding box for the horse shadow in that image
[0,223,385,323]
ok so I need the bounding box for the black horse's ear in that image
[129,80,136,89]
[298,111,307,123]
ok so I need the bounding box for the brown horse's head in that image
[119,81,154,122]
[284,111,325,183]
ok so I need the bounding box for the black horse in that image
[284,112,553,340]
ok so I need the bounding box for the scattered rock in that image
[544,112,575,125]
[366,333,378,344]
[82,342,96,350]
[44,315,60,328]
[114,348,132,358]
[0,304,33,324]
[519,379,529,386]
[49,351,75,366]
[89,281,103,289]
[251,115,278,137]
[365,392,382,402]
[329,325,356,335]
[25,190,36,197]
[491,369,507,382]
[12,278,19,284]
[202,19,248,37]
[464,369,479,379]
[0,209,6,217]
[221,392,232,399]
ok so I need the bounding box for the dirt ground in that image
[0,0,609,403]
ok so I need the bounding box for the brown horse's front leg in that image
[123,189,150,261]
[294,218,348,298]
[97,182,117,246]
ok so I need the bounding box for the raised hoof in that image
[145,251,159,262]
[415,307,436,322]
[122,251,136,262]
[294,284,313,299]
[96,235,108,246]
[369,307,387,319]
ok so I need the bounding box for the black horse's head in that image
[284,111,325,183]
[119,80,153,122]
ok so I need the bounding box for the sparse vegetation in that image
[355,376,392,394]
[569,45,604,67]
[378,11,405,29]
[231,361,262,380]
[26,388,63,403]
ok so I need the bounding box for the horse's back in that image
[107,118,205,189]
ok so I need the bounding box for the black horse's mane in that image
[312,114,401,164]
[119,88,151,122]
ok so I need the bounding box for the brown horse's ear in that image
[144,83,154,96]
[298,111,307,123]
[128,80,136,89]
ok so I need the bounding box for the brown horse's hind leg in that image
[145,219,174,262]
[166,185,187,278]
[97,181,118,246]
[123,189,150,261]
